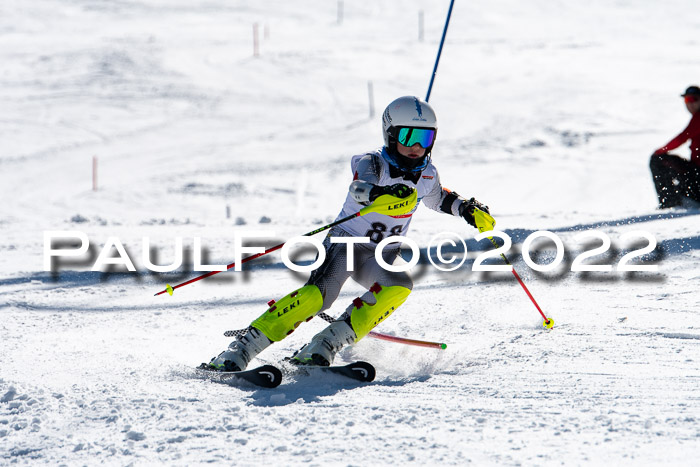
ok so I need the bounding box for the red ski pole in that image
[472,209,554,329]
[315,312,447,349]
[154,191,418,296]
[368,331,447,349]
[154,211,363,296]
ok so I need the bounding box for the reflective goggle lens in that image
[397,127,436,148]
[684,95,698,103]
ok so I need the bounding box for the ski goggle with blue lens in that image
[396,127,436,148]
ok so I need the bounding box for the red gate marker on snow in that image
[418,10,424,42]
[253,23,259,57]
[92,156,97,191]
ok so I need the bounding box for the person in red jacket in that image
[650,85,700,208]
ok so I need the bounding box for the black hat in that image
[681,85,700,97]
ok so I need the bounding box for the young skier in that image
[206,96,489,371]
[650,85,700,208]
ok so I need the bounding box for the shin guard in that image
[349,283,411,341]
[252,284,323,342]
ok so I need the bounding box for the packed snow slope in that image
[1,0,699,465]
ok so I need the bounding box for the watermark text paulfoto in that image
[43,229,660,274]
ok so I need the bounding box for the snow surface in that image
[1,0,700,465]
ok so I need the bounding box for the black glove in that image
[458,197,490,228]
[369,183,412,202]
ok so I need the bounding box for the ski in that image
[196,363,283,388]
[290,361,376,383]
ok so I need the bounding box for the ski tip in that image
[195,363,283,388]
[166,284,174,296]
[348,361,376,382]
[256,364,284,388]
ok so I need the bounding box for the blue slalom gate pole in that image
[425,0,455,102]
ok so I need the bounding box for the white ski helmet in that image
[382,96,438,173]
